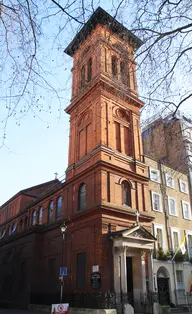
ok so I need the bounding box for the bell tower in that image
[65,7,152,220]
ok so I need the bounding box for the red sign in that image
[51,303,69,314]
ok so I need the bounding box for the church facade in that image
[0,8,157,313]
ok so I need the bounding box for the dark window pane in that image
[81,66,85,88]
[76,252,86,289]
[122,181,131,206]
[56,196,62,219]
[87,58,92,82]
[124,126,132,156]
[115,122,121,152]
[112,56,117,76]
[78,184,86,211]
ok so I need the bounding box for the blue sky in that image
[0,1,114,205]
[0,2,191,206]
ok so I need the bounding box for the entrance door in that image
[157,277,170,305]
[126,257,134,306]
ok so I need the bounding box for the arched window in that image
[11,223,17,234]
[111,55,118,77]
[38,207,43,225]
[78,183,86,211]
[32,210,36,226]
[56,196,62,220]
[48,201,54,223]
[87,58,92,82]
[81,65,85,88]
[122,181,131,206]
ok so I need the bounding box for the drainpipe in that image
[159,161,178,306]
[159,161,171,251]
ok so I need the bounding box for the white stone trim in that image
[149,167,161,183]
[153,223,166,250]
[170,227,181,252]
[165,173,175,189]
[179,179,189,194]
[185,230,192,258]
[168,196,178,217]
[181,201,191,220]
[151,191,163,212]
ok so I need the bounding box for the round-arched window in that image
[56,196,62,220]
[38,207,43,225]
[157,266,169,278]
[32,210,36,226]
[11,223,17,234]
[48,201,54,223]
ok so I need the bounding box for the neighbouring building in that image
[142,112,192,197]
[145,156,192,306]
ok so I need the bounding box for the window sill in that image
[183,216,192,220]
[151,179,161,184]
[152,209,163,213]
[180,190,189,194]
[166,185,175,189]
[168,213,178,217]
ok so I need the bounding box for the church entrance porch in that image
[111,225,156,313]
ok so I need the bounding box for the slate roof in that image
[65,7,143,56]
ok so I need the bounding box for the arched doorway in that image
[157,266,170,305]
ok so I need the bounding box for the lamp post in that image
[60,222,67,303]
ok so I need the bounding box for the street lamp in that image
[60,222,67,303]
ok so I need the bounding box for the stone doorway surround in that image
[110,224,156,313]
[157,266,170,306]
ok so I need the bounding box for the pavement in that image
[0,309,191,314]
[0,310,41,314]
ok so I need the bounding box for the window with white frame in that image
[152,192,162,212]
[168,197,177,216]
[179,180,188,194]
[187,233,192,258]
[150,168,160,183]
[165,173,174,188]
[154,224,165,249]
[171,228,180,251]
[182,201,191,220]
[176,270,184,290]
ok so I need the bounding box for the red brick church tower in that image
[0,7,156,312]
[64,7,155,311]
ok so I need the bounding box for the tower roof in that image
[64,7,143,56]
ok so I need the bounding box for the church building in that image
[0,7,156,313]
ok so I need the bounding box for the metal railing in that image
[31,290,158,309]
